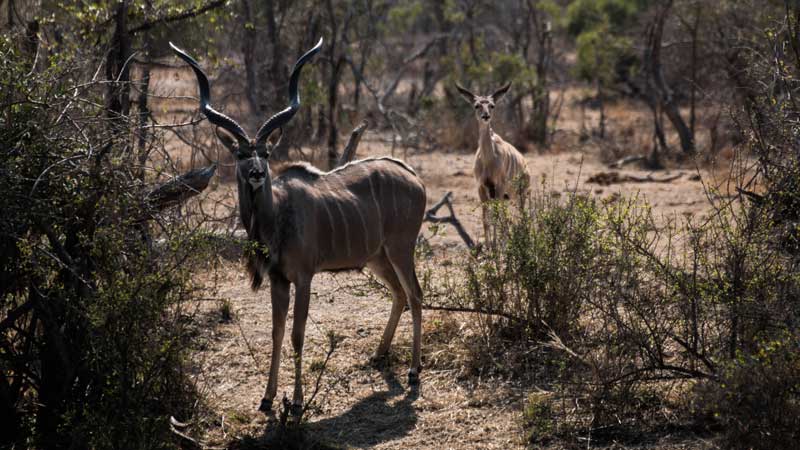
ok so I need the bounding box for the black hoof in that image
[408,368,421,385]
[258,398,273,414]
[290,402,303,417]
[369,353,389,368]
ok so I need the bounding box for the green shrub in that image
[704,335,800,449]
[523,393,556,445]
[0,33,207,448]
[439,176,800,445]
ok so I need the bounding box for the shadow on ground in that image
[229,370,419,450]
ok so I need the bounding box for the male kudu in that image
[171,38,426,415]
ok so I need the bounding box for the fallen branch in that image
[607,154,646,169]
[624,173,682,183]
[423,304,524,325]
[336,120,369,167]
[586,171,682,186]
[423,191,477,250]
[145,163,216,213]
[736,186,765,205]
[169,417,202,450]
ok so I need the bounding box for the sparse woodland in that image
[2,1,800,449]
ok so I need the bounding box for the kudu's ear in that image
[215,127,239,154]
[455,83,477,104]
[491,82,511,103]
[265,128,283,155]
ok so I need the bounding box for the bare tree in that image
[643,0,695,156]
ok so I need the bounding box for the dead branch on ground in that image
[587,171,682,186]
[608,155,646,169]
[424,191,477,250]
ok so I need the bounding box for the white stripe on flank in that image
[390,176,398,220]
[355,202,370,254]
[333,199,352,257]
[367,169,384,243]
[320,199,336,259]
[341,173,370,254]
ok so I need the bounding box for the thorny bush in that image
[0,34,214,448]
[438,170,799,446]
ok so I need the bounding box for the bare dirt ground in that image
[183,136,717,449]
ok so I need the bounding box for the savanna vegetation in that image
[2,0,799,449]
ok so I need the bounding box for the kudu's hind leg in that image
[385,243,423,384]
[367,254,408,360]
[260,276,290,414]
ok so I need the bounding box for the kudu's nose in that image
[249,168,265,179]
[248,167,266,189]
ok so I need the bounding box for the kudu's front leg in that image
[260,275,290,414]
[478,184,491,244]
[290,275,312,416]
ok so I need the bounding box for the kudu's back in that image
[273,157,426,272]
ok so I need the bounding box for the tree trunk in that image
[324,0,345,169]
[529,17,552,146]
[106,0,132,126]
[689,6,699,136]
[644,0,694,155]
[646,99,667,169]
[265,0,285,95]
[241,0,259,118]
[136,0,153,182]
[326,58,342,169]
[597,83,606,139]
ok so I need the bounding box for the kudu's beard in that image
[249,176,266,190]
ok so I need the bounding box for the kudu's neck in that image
[240,172,278,244]
[477,120,496,164]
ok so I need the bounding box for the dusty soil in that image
[181,136,717,449]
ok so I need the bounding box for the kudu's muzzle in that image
[248,166,267,190]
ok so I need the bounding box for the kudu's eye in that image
[474,104,480,110]
[489,104,494,109]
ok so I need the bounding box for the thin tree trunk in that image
[324,0,344,169]
[327,59,342,169]
[528,9,552,147]
[265,0,285,94]
[678,2,701,138]
[106,0,132,125]
[597,83,606,139]
[645,0,694,155]
[136,0,154,182]
[241,0,259,118]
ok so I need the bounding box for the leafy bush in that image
[0,33,208,448]
[704,335,800,449]
[438,171,800,445]
[466,190,602,341]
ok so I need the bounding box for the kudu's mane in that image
[271,156,417,179]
